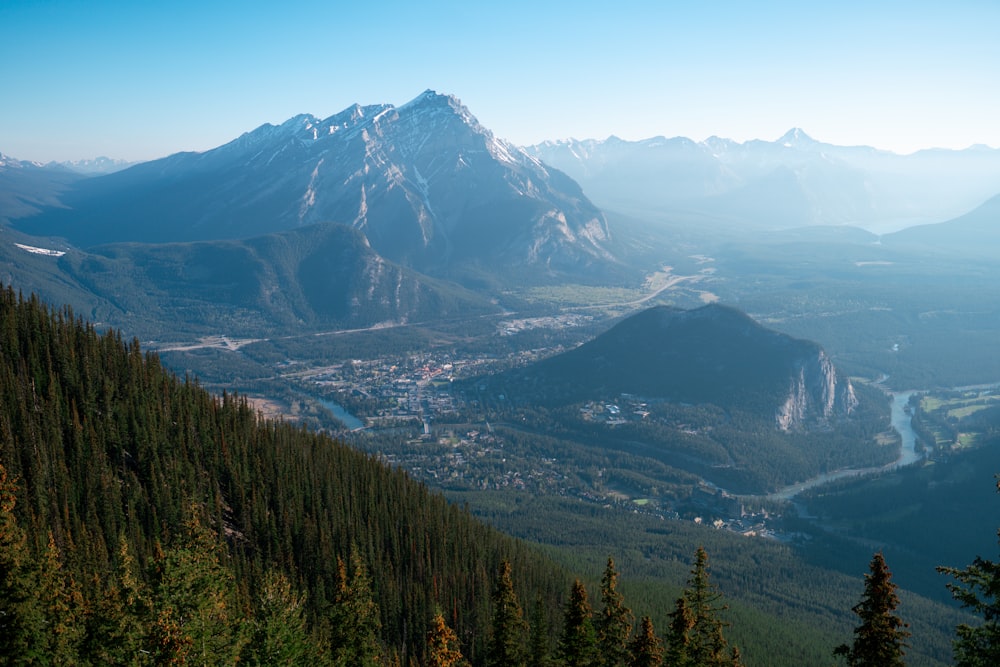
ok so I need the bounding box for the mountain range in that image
[13,91,616,284]
[0,90,992,666]
[528,129,1000,232]
[3,89,998,345]
[0,153,86,220]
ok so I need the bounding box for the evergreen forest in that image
[2,284,1000,665]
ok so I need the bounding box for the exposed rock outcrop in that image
[776,350,858,431]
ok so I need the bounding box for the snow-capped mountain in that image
[17,91,614,281]
[528,131,1000,232]
[0,153,29,170]
[56,156,137,175]
[0,153,85,221]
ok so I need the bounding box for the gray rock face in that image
[290,91,614,274]
[776,350,858,431]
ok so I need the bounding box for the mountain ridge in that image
[0,220,500,339]
[14,90,617,284]
[527,131,1000,232]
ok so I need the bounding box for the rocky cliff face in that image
[776,350,858,431]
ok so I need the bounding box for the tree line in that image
[478,551,743,667]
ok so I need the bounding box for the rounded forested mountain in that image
[474,303,858,423]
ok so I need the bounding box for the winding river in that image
[768,390,920,501]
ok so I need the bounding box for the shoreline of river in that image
[767,389,921,501]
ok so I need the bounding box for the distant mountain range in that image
[527,130,1000,232]
[471,304,858,431]
[13,91,616,284]
[56,156,137,175]
[0,153,86,221]
[3,91,999,342]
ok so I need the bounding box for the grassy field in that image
[920,393,1000,415]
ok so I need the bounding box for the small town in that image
[289,349,783,541]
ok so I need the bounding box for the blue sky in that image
[2,0,998,162]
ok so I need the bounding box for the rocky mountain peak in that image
[14,91,617,283]
[777,127,818,149]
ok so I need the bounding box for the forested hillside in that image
[0,285,569,664]
[2,284,996,665]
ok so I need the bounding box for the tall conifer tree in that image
[665,547,741,667]
[243,570,312,666]
[835,551,909,666]
[528,594,551,667]
[665,596,694,667]
[938,479,1000,666]
[37,531,86,663]
[488,559,527,667]
[629,616,663,667]
[557,579,598,667]
[86,534,150,665]
[597,556,633,667]
[0,465,43,662]
[329,550,383,667]
[426,609,469,667]
[149,506,248,665]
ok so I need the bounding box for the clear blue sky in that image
[2,0,998,162]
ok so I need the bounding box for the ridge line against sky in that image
[1,0,998,163]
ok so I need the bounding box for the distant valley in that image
[3,89,1000,665]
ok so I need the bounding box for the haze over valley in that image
[3,3,1000,665]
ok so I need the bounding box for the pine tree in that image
[426,609,468,667]
[665,596,694,667]
[85,534,151,665]
[834,551,909,666]
[243,570,312,666]
[665,546,741,667]
[597,556,633,667]
[528,594,551,667]
[557,579,598,667]
[488,559,527,667]
[938,479,1000,666]
[148,505,248,665]
[37,531,86,663]
[628,616,663,667]
[329,550,383,667]
[0,464,44,662]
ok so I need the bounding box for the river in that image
[319,399,366,431]
[768,390,920,501]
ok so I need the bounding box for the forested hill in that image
[0,285,568,664]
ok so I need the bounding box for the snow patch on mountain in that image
[299,158,324,221]
[15,243,65,257]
